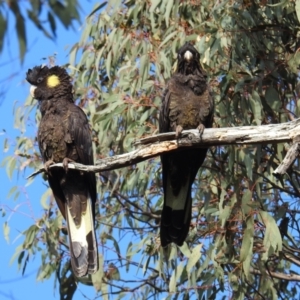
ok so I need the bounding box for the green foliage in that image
[0,0,80,63]
[3,0,300,299]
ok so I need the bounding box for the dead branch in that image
[273,140,300,176]
[250,267,300,281]
[27,118,300,179]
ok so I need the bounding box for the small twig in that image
[250,267,300,281]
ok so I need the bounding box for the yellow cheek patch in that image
[47,75,60,87]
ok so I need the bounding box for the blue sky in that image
[0,2,100,299]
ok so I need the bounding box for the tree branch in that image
[27,119,300,179]
[273,139,300,176]
[250,267,300,281]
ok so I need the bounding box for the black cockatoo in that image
[26,65,98,277]
[159,43,214,247]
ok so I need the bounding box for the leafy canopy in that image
[3,0,300,299]
[0,0,80,63]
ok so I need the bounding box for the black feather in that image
[159,43,214,247]
[26,65,98,276]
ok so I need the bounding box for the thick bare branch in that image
[27,119,300,179]
[134,118,300,146]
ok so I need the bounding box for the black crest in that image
[26,65,49,85]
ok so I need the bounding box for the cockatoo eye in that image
[37,77,43,84]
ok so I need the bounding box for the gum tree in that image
[3,1,300,299]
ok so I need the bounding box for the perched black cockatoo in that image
[159,43,214,247]
[26,65,98,277]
